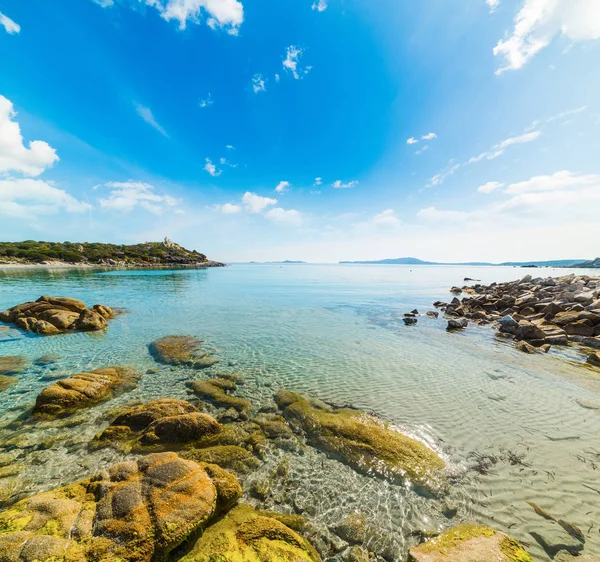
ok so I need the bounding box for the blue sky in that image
[0,0,599,262]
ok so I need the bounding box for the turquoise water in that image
[1,264,600,561]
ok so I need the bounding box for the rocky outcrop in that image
[187,378,252,418]
[0,296,115,335]
[408,523,533,562]
[434,274,600,356]
[179,503,320,562]
[33,366,140,418]
[149,335,220,368]
[274,390,447,495]
[0,452,241,562]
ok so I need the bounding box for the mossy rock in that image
[0,356,27,376]
[0,452,241,562]
[0,375,17,393]
[33,366,140,418]
[274,390,447,495]
[179,504,321,562]
[149,335,220,368]
[408,523,534,562]
[181,445,260,473]
[187,378,252,417]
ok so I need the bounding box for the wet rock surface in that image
[149,335,220,368]
[408,523,533,562]
[33,366,140,418]
[0,296,115,335]
[274,390,447,495]
[187,378,252,418]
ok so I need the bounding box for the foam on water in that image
[1,264,600,561]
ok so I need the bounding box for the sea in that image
[1,263,599,561]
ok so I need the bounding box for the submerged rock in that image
[179,503,321,562]
[187,378,252,418]
[181,445,261,473]
[0,452,241,562]
[33,366,140,418]
[555,551,600,562]
[34,354,61,366]
[408,523,533,562]
[0,375,17,392]
[274,390,447,495]
[0,356,26,375]
[0,296,114,335]
[149,335,220,368]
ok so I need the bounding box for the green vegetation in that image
[0,239,211,265]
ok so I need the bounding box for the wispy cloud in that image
[486,0,500,13]
[477,181,504,194]
[96,180,179,214]
[199,93,214,108]
[252,73,266,93]
[204,158,221,177]
[421,132,437,140]
[406,137,419,145]
[275,181,290,193]
[283,46,311,79]
[312,0,327,12]
[264,207,304,227]
[314,177,323,186]
[135,103,168,137]
[467,131,541,164]
[0,11,20,34]
[332,180,358,189]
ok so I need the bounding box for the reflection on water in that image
[1,264,600,561]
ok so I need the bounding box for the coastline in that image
[0,260,226,271]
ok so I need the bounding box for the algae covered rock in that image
[181,445,261,473]
[149,335,220,368]
[0,296,115,335]
[274,391,446,495]
[33,366,140,418]
[408,523,533,562]
[0,452,241,562]
[0,375,17,392]
[187,378,252,417]
[0,356,27,375]
[180,503,321,562]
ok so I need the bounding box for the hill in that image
[0,238,224,268]
[572,257,600,268]
[340,257,586,267]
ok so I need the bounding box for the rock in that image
[179,504,321,562]
[565,320,595,337]
[74,309,107,331]
[408,523,533,562]
[0,452,241,562]
[587,352,600,367]
[516,341,541,354]
[0,375,17,392]
[450,287,462,294]
[33,366,140,418]
[0,356,26,375]
[37,296,87,313]
[187,379,252,417]
[149,335,220,368]
[515,320,546,341]
[92,304,114,319]
[34,354,61,366]
[31,320,61,335]
[181,445,260,473]
[554,550,600,562]
[426,311,439,318]
[141,412,222,445]
[580,337,600,349]
[274,390,447,495]
[333,512,368,544]
[447,318,468,331]
[404,317,418,325]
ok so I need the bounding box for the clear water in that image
[1,264,600,561]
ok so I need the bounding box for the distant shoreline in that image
[0,260,226,271]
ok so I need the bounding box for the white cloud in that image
[416,145,429,155]
[199,93,214,108]
[93,0,114,6]
[135,103,168,137]
[478,181,504,193]
[274,73,281,82]
[226,144,235,150]
[97,181,178,214]
[0,11,20,34]
[372,209,402,228]
[218,202,242,214]
[314,177,323,186]
[0,178,91,219]
[275,181,290,193]
[264,207,304,227]
[504,170,600,194]
[283,46,311,79]
[428,163,461,187]
[312,0,327,12]
[545,105,587,123]
[204,158,221,177]
[468,131,541,163]
[406,137,419,145]
[0,96,59,177]
[332,180,358,189]
[494,0,600,74]
[417,206,470,223]
[252,74,266,93]
[421,132,437,140]
[486,0,500,13]
[242,191,277,213]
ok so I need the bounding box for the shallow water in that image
[1,264,600,561]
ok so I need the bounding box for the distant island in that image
[0,238,224,268]
[340,257,595,267]
[248,260,307,264]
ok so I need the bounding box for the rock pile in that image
[0,296,115,335]
[436,274,600,353]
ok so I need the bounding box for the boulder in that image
[0,356,27,375]
[0,296,114,335]
[33,366,140,418]
[408,523,533,562]
[404,317,418,325]
[0,452,242,562]
[181,445,261,473]
[274,390,447,495]
[426,311,439,318]
[179,504,320,562]
[588,352,600,367]
[141,412,222,445]
[447,318,468,331]
[149,335,220,368]
[187,379,252,418]
[565,320,594,337]
[516,341,541,354]
[515,320,546,341]
[580,337,600,350]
